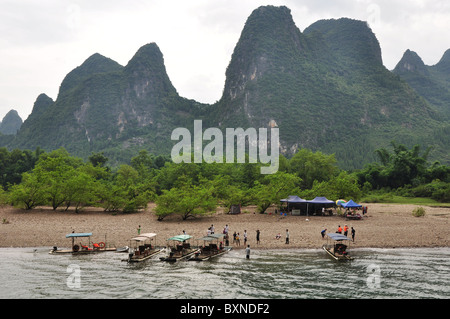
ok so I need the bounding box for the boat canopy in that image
[168,234,192,242]
[131,233,157,241]
[208,234,225,239]
[66,232,92,238]
[140,233,157,238]
[197,234,225,241]
[327,233,351,241]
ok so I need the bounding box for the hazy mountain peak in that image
[57,53,123,98]
[393,49,428,74]
[434,48,450,73]
[125,42,177,96]
[0,109,22,135]
[223,5,305,104]
[31,93,54,116]
[304,17,383,67]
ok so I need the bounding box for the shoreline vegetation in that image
[0,144,448,252]
[1,203,449,250]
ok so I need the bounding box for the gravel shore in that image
[1,203,449,250]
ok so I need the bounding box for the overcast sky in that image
[1,0,449,121]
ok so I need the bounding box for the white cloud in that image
[0,0,449,121]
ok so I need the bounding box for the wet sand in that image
[0,203,449,250]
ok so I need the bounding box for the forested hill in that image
[8,43,203,165]
[2,5,449,169]
[393,49,450,119]
[206,6,448,168]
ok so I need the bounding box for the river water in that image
[0,247,448,299]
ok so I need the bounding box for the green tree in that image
[33,150,81,210]
[155,179,217,221]
[289,149,338,189]
[100,165,152,213]
[97,182,128,212]
[209,174,253,210]
[63,169,99,212]
[358,142,435,189]
[301,171,361,200]
[131,150,153,178]
[0,186,7,205]
[251,172,302,213]
[88,152,109,168]
[0,147,40,189]
[8,172,46,210]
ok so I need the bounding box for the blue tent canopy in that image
[341,199,362,208]
[280,195,307,203]
[305,197,335,216]
[308,197,335,204]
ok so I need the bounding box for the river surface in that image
[0,247,448,299]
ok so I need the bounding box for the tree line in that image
[0,142,448,220]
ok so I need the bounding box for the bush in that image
[412,207,426,217]
[431,183,450,203]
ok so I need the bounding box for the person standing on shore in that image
[337,225,342,234]
[351,227,356,242]
[137,225,141,235]
[256,229,261,245]
[321,228,327,239]
[344,225,349,237]
[285,229,290,244]
[243,230,248,245]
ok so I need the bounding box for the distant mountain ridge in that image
[8,43,201,165]
[207,7,448,167]
[0,110,22,135]
[393,49,450,119]
[1,5,449,169]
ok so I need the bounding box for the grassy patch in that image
[361,194,450,207]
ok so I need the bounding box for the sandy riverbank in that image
[0,203,449,250]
